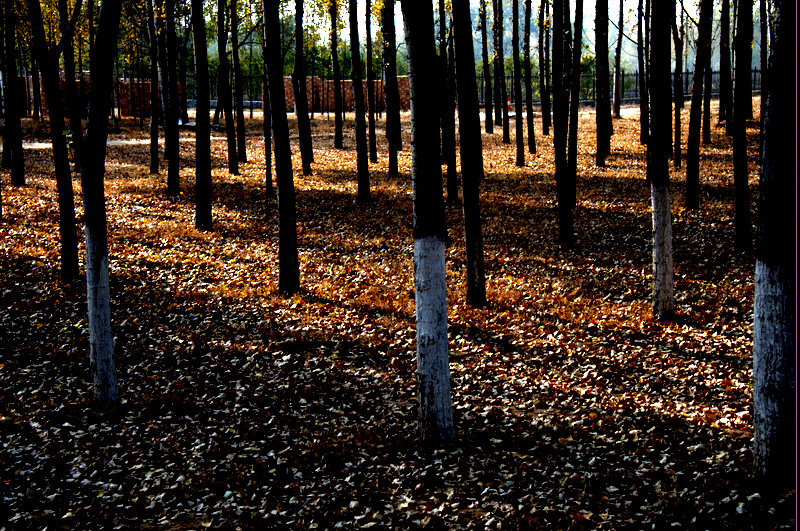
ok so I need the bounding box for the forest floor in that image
[1,100,796,529]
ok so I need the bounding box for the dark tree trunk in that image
[719,0,732,124]
[165,0,180,195]
[648,0,675,320]
[685,0,713,209]
[192,0,212,230]
[758,0,767,129]
[349,0,370,202]
[702,55,712,144]
[59,0,83,170]
[595,0,610,166]
[672,17,684,167]
[80,0,123,407]
[752,0,795,487]
[523,0,536,154]
[492,0,502,128]
[566,0,582,179]
[512,0,524,166]
[382,0,401,177]
[293,0,313,174]
[330,0,344,149]
[636,0,649,145]
[261,68,275,199]
[218,0,238,174]
[27,0,81,283]
[231,0,247,162]
[732,0,753,249]
[439,0,458,202]
[264,0,300,294]
[538,0,550,136]
[365,0,377,163]
[453,0,486,307]
[480,0,493,134]
[2,0,24,184]
[552,0,572,245]
[613,0,623,118]
[400,0,454,447]
[146,0,159,174]
[31,60,42,122]
[495,0,510,143]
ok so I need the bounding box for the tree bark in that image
[512,0,524,166]
[453,0,487,308]
[261,68,275,199]
[2,0,25,185]
[613,0,623,118]
[685,0,713,209]
[732,0,753,249]
[636,0,649,145]
[671,17,684,167]
[27,0,81,283]
[330,0,344,149]
[492,0,503,128]
[566,0,582,180]
[719,0,732,124]
[80,0,123,407]
[648,0,675,320]
[752,0,795,487]
[595,0,610,166]
[439,0,458,202]
[231,0,247,163]
[349,0,370,202]
[218,0,238,174]
[702,54,712,144]
[382,0,401,177]
[264,0,300,294]
[365,0,377,164]
[552,0,572,245]
[496,0,510,143]
[165,0,180,195]
[523,0,536,154]
[293,0,313,174]
[480,0,493,134]
[538,0,551,135]
[192,0,212,230]
[401,0,454,446]
[146,0,159,174]
[58,0,84,171]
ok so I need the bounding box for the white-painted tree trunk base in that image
[414,235,454,444]
[752,258,795,482]
[85,229,118,406]
[651,184,675,319]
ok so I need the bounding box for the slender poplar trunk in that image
[613,0,623,118]
[512,0,524,166]
[685,0,713,209]
[566,0,582,180]
[293,0,313,174]
[496,0,510,143]
[636,0,649,145]
[349,0,370,202]
[382,0,401,177]
[595,0,610,165]
[732,0,753,249]
[439,0,458,202]
[2,0,24,185]
[672,18,684,167]
[218,0,238,174]
[702,56,712,144]
[165,0,180,195]
[365,0,377,164]
[231,0,247,163]
[146,0,159,174]
[192,0,212,230]
[59,0,84,171]
[480,0,493,134]
[552,0,572,245]
[330,0,344,149]
[523,0,536,154]
[719,0,732,124]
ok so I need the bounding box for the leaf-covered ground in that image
[1,102,795,529]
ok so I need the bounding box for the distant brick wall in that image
[280,75,410,113]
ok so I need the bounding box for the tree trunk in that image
[439,0,458,202]
[146,0,159,174]
[613,0,623,118]
[636,0,649,145]
[732,0,753,249]
[702,55,712,144]
[453,0,487,308]
[752,0,795,488]
[2,0,24,185]
[264,0,300,294]
[27,0,81,284]
[758,0,767,130]
[31,59,41,122]
[165,0,180,195]
[671,17,684,167]
[538,0,551,135]
[231,0,247,163]
[262,68,275,199]
[595,0,610,166]
[330,0,344,149]
[382,0,401,177]
[523,0,536,154]
[218,0,238,174]
[512,0,524,166]
[566,0,582,180]
[58,0,84,171]
[192,0,212,230]
[719,0,732,124]
[400,0,454,446]
[685,0,713,209]
[495,0,510,143]
[552,0,572,245]
[480,0,493,134]
[293,0,313,174]
[80,0,123,407]
[365,0,377,164]
[648,0,675,320]
[349,0,370,202]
